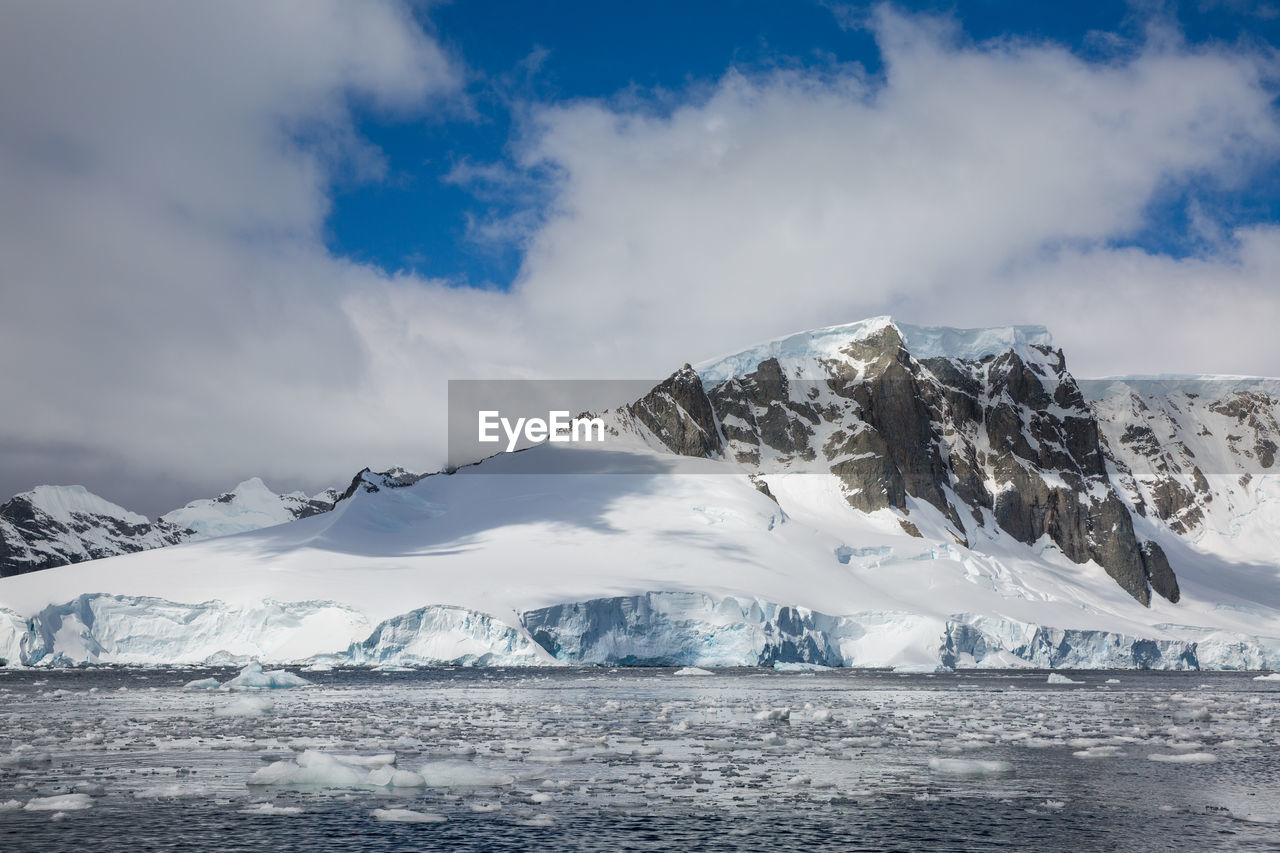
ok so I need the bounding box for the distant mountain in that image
[0,478,341,577]
[0,486,190,578]
[160,477,338,540]
[2,317,1279,669]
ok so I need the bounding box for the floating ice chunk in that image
[303,663,333,672]
[23,793,93,812]
[673,667,714,676]
[222,662,310,690]
[0,799,23,811]
[239,802,304,816]
[1253,673,1280,682]
[1149,752,1218,764]
[469,801,501,813]
[215,696,273,717]
[419,760,515,788]
[811,709,834,722]
[183,678,221,690]
[927,758,1013,776]
[372,808,446,823]
[529,792,553,804]
[893,664,952,674]
[249,750,392,788]
[1042,800,1066,810]
[754,708,791,722]
[1047,674,1082,685]
[1105,679,1121,684]
[365,765,426,788]
[1073,746,1125,759]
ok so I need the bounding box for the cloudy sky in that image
[4,0,1280,514]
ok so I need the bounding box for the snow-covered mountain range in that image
[2,317,1279,670]
[0,478,338,578]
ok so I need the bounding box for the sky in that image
[4,0,1280,514]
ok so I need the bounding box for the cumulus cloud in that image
[3,4,1280,512]
[503,8,1280,376]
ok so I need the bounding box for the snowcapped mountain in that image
[0,486,190,578]
[160,477,338,540]
[2,317,1279,670]
[0,478,339,578]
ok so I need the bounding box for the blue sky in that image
[6,0,1280,510]
[329,0,1280,285]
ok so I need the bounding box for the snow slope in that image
[2,318,1279,669]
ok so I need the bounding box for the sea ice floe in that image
[22,793,93,811]
[673,667,714,676]
[754,708,791,722]
[1073,746,1126,759]
[248,750,423,788]
[927,758,1014,776]
[1047,674,1082,685]
[1148,752,1218,764]
[183,677,221,690]
[214,696,274,717]
[1253,673,1280,682]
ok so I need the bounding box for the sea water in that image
[1,667,1278,852]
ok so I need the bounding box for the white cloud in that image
[3,4,1280,511]
[503,9,1280,376]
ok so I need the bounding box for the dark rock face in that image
[1139,541,1181,603]
[2,477,350,578]
[1091,383,1280,546]
[631,322,1180,606]
[0,492,190,578]
[339,467,427,501]
[626,365,722,459]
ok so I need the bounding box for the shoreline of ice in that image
[2,590,1277,672]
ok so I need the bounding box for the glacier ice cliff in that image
[5,591,1277,671]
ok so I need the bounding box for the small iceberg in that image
[1047,673,1082,685]
[222,662,311,690]
[673,666,714,676]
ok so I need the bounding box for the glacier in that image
[4,589,1277,670]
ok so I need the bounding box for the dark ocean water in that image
[1,667,1278,852]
